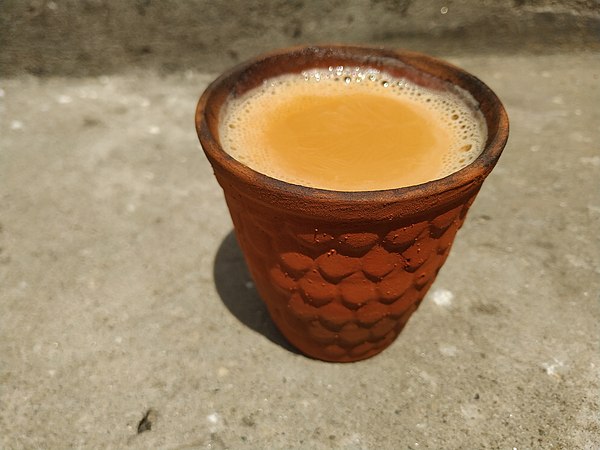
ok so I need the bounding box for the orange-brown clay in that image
[196,45,509,362]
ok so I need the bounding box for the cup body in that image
[196,45,508,362]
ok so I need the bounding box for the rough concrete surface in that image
[2,0,600,77]
[1,49,599,449]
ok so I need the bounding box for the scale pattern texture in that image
[226,194,475,362]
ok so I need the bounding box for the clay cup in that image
[195,45,509,362]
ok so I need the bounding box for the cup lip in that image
[196,44,509,207]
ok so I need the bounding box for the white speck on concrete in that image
[431,288,454,307]
[126,203,136,212]
[440,6,448,14]
[439,345,458,356]
[245,281,254,289]
[580,156,600,167]
[543,358,565,378]
[171,187,190,197]
[530,144,540,152]
[0,88,5,97]
[552,95,563,105]
[566,254,589,269]
[570,132,592,143]
[57,95,72,104]
[419,370,438,389]
[47,1,57,10]
[10,120,24,130]
[78,88,98,100]
[588,205,600,217]
[148,125,161,134]
[217,367,229,377]
[114,336,123,344]
[140,98,150,107]
[206,412,222,433]
[48,369,56,377]
[143,171,155,180]
[339,433,363,446]
[574,108,582,116]
[19,280,28,289]
[460,403,480,420]
[541,71,551,78]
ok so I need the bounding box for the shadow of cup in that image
[213,230,299,354]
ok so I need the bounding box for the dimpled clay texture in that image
[225,192,476,362]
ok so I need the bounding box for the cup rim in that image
[195,44,509,209]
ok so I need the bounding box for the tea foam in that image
[220,67,487,191]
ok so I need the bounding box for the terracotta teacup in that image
[196,45,509,362]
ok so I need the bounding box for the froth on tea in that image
[219,67,487,191]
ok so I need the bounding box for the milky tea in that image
[219,67,487,192]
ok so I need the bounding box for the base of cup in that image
[267,300,421,363]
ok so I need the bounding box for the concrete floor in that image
[1,52,599,449]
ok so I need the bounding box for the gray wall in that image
[1,0,599,76]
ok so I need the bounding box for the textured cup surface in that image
[196,45,509,362]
